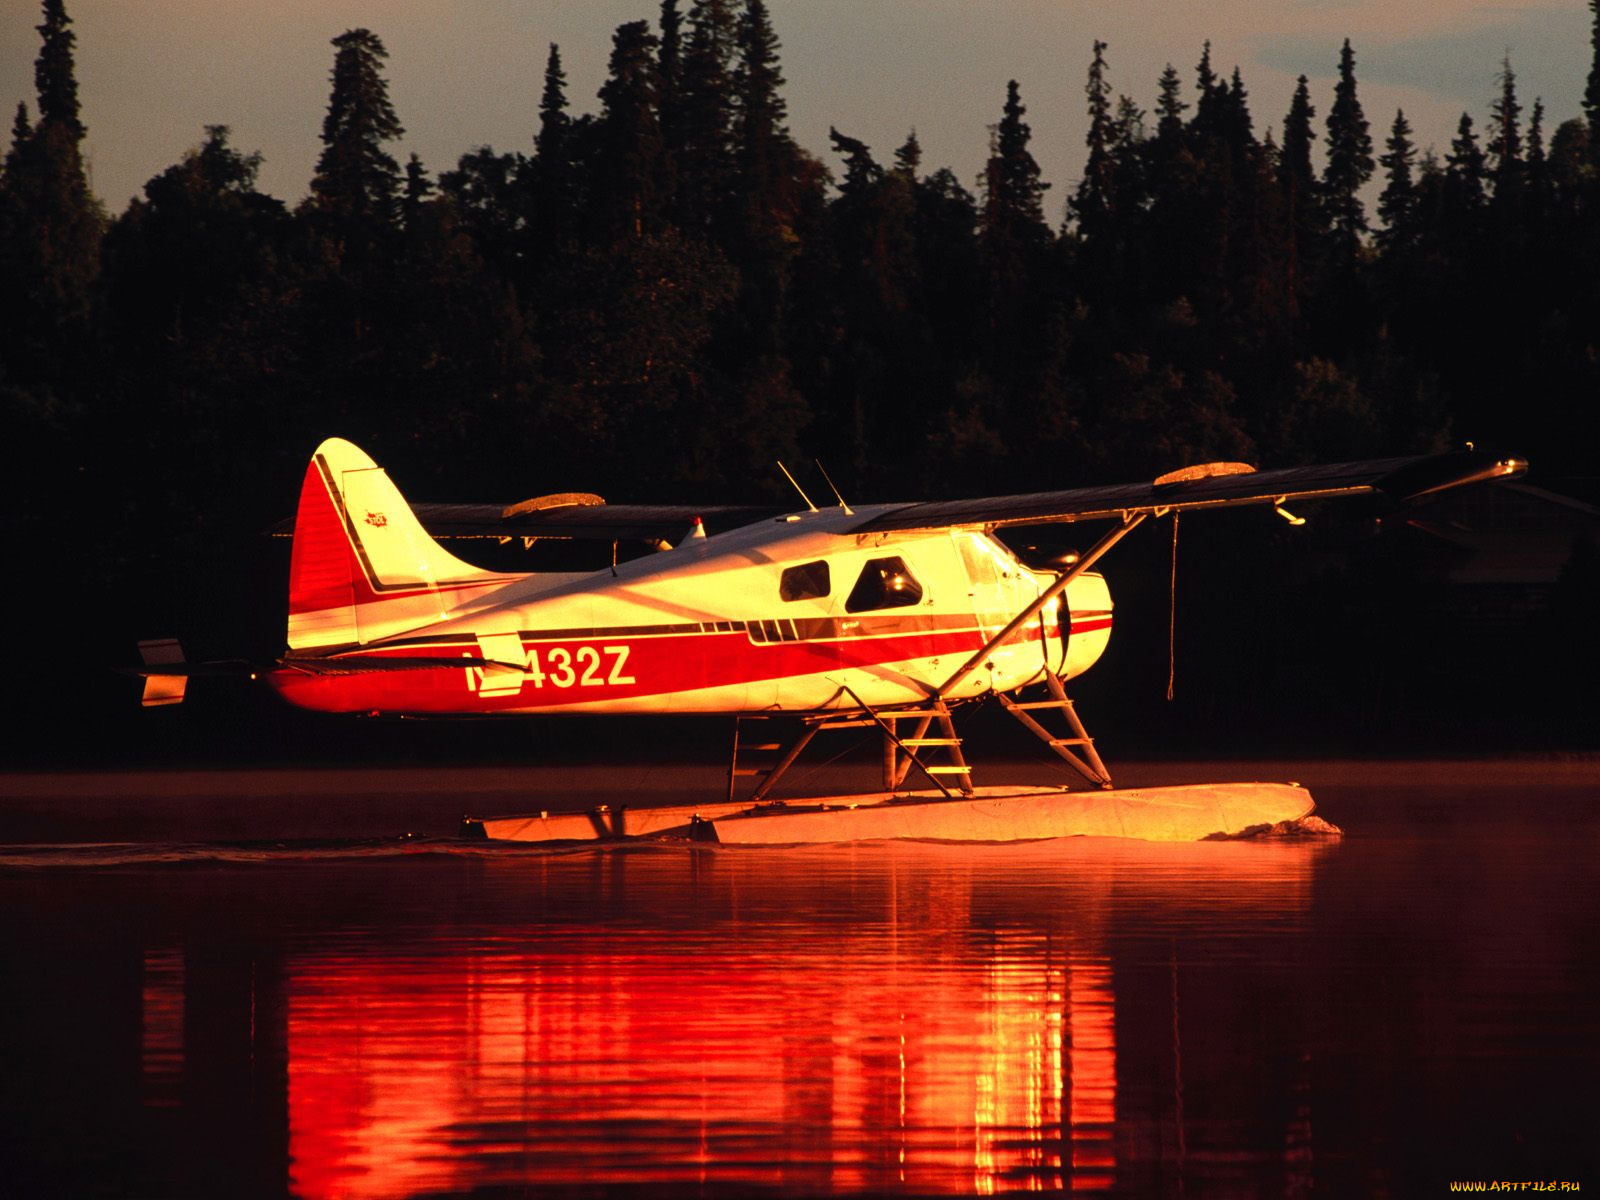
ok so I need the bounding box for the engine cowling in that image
[1058,571,1113,680]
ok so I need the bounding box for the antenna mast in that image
[813,460,854,515]
[776,462,818,512]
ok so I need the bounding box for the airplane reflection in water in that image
[127,840,1329,1197]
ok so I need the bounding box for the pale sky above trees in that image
[1,0,1589,211]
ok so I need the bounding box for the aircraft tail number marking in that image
[468,635,636,696]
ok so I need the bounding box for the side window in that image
[845,556,924,613]
[956,534,1000,590]
[779,560,830,602]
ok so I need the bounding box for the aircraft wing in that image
[847,451,1527,534]
[268,452,1523,542]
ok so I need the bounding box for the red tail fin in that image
[286,439,512,650]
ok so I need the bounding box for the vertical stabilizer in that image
[286,438,511,650]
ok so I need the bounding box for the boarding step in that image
[729,719,801,801]
[900,737,960,747]
[924,765,972,775]
[994,676,1112,790]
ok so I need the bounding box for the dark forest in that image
[5,0,1600,763]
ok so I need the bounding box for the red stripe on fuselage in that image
[267,621,1063,715]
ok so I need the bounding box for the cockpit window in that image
[780,560,830,602]
[845,556,923,613]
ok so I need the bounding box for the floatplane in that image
[136,438,1525,844]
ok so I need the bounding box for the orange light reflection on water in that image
[269,841,1322,1197]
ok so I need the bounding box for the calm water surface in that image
[1,765,1596,1197]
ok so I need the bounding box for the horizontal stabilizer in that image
[135,639,187,707]
[127,641,259,706]
[125,661,258,677]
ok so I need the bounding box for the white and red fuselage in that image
[266,440,1113,717]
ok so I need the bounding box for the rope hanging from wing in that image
[1167,512,1179,702]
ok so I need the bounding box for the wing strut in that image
[934,512,1149,702]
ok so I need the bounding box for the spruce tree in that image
[1155,64,1187,144]
[977,79,1049,402]
[731,0,813,368]
[1487,57,1523,188]
[1443,111,1488,239]
[1073,40,1116,236]
[1193,41,1221,134]
[1526,97,1550,219]
[674,0,738,234]
[0,0,102,375]
[733,0,796,230]
[1322,39,1374,255]
[1221,66,1254,148]
[4,103,31,179]
[310,29,405,227]
[658,0,683,135]
[983,80,1049,240]
[1447,112,1487,206]
[1196,41,1217,95]
[656,0,683,223]
[829,126,879,197]
[1279,75,1320,261]
[402,152,433,228]
[1586,0,1600,153]
[536,43,571,164]
[594,20,664,242]
[894,130,921,178]
[532,42,576,251]
[1376,109,1416,246]
[34,0,83,139]
[1281,78,1315,185]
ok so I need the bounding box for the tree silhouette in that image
[1377,109,1417,248]
[0,0,101,382]
[1586,0,1600,154]
[33,0,82,137]
[310,29,404,228]
[1488,56,1525,224]
[673,0,738,237]
[594,20,664,243]
[1322,39,1374,258]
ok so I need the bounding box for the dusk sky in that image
[1,1,1591,215]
